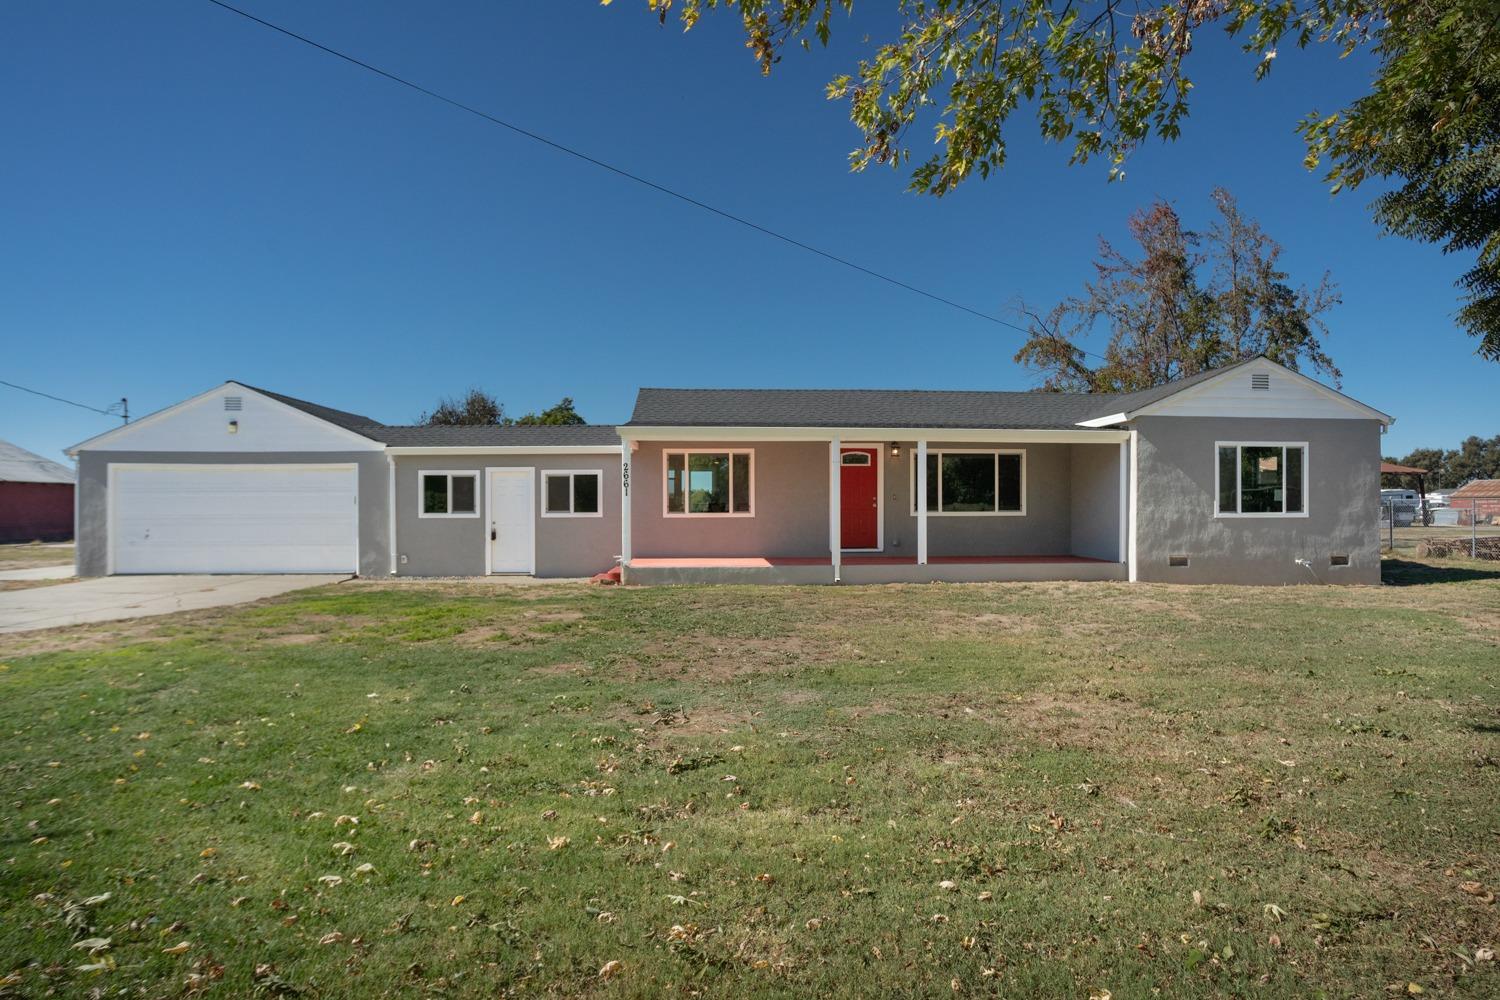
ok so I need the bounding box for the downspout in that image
[387,452,397,575]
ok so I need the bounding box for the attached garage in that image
[110,465,358,574]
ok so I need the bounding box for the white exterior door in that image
[487,468,535,574]
[111,465,358,574]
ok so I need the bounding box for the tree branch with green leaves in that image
[636,0,1500,360]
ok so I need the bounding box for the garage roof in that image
[0,439,75,484]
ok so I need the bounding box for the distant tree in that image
[1014,189,1339,392]
[1381,437,1500,490]
[510,398,587,426]
[419,391,587,427]
[419,388,505,426]
[1447,434,1500,487]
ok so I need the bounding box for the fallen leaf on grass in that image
[317,875,343,888]
[318,931,344,946]
[71,938,111,953]
[353,863,375,876]
[161,941,191,955]
[547,836,570,850]
[239,782,261,791]
[332,841,356,855]
[599,960,623,980]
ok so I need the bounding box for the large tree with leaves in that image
[420,390,588,426]
[637,0,1500,359]
[1014,188,1339,390]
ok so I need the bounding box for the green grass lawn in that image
[2,561,1498,998]
[0,543,73,570]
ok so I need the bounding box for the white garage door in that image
[111,465,358,574]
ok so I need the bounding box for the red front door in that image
[840,447,879,549]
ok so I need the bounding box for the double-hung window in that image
[420,471,479,518]
[1215,443,1307,516]
[665,450,753,516]
[542,470,602,517]
[911,450,1025,515]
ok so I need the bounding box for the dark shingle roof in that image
[627,359,1259,430]
[373,424,621,448]
[235,382,384,436]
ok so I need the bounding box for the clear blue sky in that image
[3,1,1493,463]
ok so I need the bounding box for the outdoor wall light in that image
[890,443,901,458]
[227,420,239,434]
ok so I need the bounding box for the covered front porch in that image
[618,428,1132,586]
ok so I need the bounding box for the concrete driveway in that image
[0,575,349,634]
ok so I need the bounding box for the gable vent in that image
[224,396,243,411]
[1250,373,1271,391]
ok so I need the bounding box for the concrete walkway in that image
[0,565,75,582]
[0,575,349,634]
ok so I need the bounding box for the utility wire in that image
[204,0,1107,360]
[0,379,123,420]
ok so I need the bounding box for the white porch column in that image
[829,437,841,582]
[916,439,929,565]
[1126,430,1138,582]
[619,441,632,567]
[1117,439,1128,568]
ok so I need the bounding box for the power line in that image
[203,0,1092,353]
[0,379,127,421]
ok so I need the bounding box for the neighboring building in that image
[66,357,1393,585]
[1449,480,1500,525]
[0,439,76,543]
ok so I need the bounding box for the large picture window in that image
[665,450,753,516]
[911,450,1024,515]
[1215,443,1307,516]
[419,471,479,518]
[542,470,602,518]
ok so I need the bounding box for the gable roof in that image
[1451,479,1500,500]
[628,387,1113,430]
[0,439,74,484]
[231,382,383,436]
[626,357,1392,430]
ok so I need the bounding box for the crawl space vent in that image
[1168,555,1190,568]
[1250,373,1271,391]
[224,396,243,411]
[1330,554,1350,567]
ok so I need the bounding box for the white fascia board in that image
[621,425,1129,444]
[1075,412,1129,428]
[66,381,384,455]
[384,445,623,456]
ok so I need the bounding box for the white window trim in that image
[418,469,481,518]
[909,448,1027,517]
[1213,441,1310,519]
[663,448,755,518]
[541,469,605,518]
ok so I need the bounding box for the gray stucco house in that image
[67,357,1393,585]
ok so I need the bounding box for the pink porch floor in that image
[628,554,1112,569]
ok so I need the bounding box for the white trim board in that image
[385,445,623,456]
[622,427,1129,444]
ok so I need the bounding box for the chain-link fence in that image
[1381,498,1499,558]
